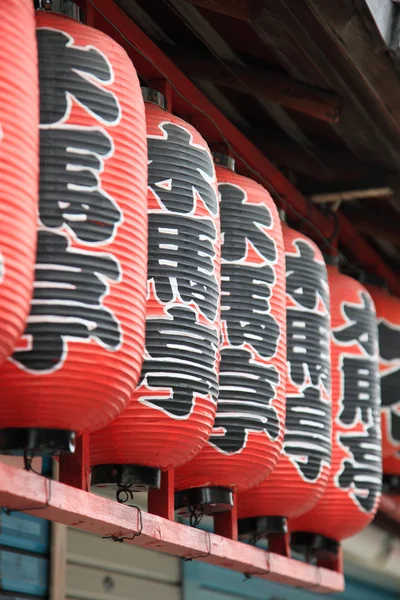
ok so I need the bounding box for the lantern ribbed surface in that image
[90,101,221,472]
[291,267,382,543]
[366,283,400,458]
[0,0,38,366]
[238,225,332,523]
[174,165,286,495]
[0,13,148,438]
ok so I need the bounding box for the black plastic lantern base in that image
[238,516,287,541]
[91,464,161,492]
[382,474,400,494]
[175,486,233,516]
[290,532,339,560]
[0,428,76,457]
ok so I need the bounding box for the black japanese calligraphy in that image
[148,123,218,216]
[337,424,382,512]
[286,239,329,311]
[13,231,122,373]
[378,322,400,441]
[333,292,376,356]
[221,263,279,358]
[287,309,330,390]
[338,356,379,427]
[37,28,120,125]
[148,213,218,321]
[209,347,280,454]
[139,306,219,418]
[284,387,331,482]
[381,367,400,442]
[39,127,122,244]
[220,183,276,263]
[378,321,400,362]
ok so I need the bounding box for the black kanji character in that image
[283,387,331,482]
[221,263,279,359]
[338,356,379,426]
[13,231,121,372]
[37,28,120,125]
[147,123,218,216]
[148,213,218,321]
[286,239,329,311]
[139,306,219,418]
[333,292,377,356]
[380,367,400,442]
[220,183,276,263]
[287,308,330,390]
[389,409,400,443]
[209,347,280,454]
[378,321,400,362]
[39,127,122,244]
[338,425,382,512]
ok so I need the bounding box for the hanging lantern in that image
[174,154,286,515]
[237,224,332,540]
[291,264,382,560]
[365,278,400,458]
[90,90,221,491]
[382,453,400,494]
[0,12,148,456]
[0,0,38,367]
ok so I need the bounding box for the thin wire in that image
[103,504,143,543]
[182,530,212,562]
[87,0,343,257]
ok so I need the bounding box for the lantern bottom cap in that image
[290,532,339,560]
[175,486,234,516]
[90,464,161,492]
[383,474,400,494]
[238,516,287,541]
[0,428,76,457]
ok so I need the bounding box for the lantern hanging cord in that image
[187,504,204,528]
[103,504,143,543]
[86,0,344,260]
[183,530,212,561]
[115,483,134,505]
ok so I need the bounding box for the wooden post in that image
[268,532,290,557]
[148,470,175,520]
[59,434,90,491]
[213,495,238,540]
[150,79,174,112]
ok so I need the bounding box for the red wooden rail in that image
[0,460,344,594]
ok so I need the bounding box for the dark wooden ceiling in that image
[115,0,400,277]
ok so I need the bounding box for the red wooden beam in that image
[0,463,344,593]
[87,0,400,296]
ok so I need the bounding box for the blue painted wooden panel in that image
[0,512,50,554]
[0,549,48,597]
[183,561,400,600]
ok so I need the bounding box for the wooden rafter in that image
[176,56,341,123]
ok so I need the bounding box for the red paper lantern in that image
[382,453,400,494]
[0,0,38,366]
[0,13,148,456]
[174,155,286,514]
[90,91,221,491]
[291,265,382,559]
[237,224,332,539]
[365,281,400,458]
